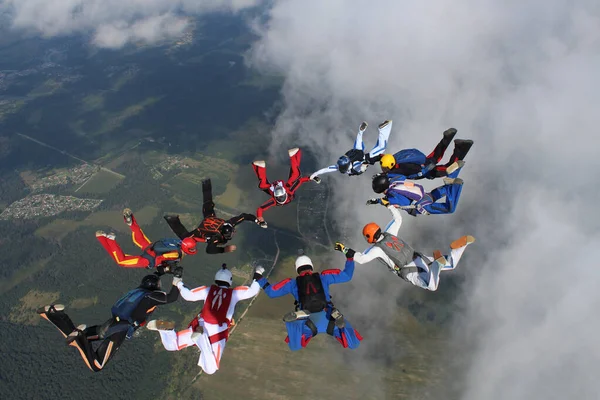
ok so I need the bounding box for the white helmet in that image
[295,255,313,273]
[273,185,288,204]
[215,265,233,286]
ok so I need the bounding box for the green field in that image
[76,169,125,194]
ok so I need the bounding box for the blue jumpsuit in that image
[258,259,362,351]
[386,166,463,215]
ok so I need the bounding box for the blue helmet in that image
[337,156,351,173]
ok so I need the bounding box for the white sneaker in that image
[378,120,391,130]
[37,304,65,314]
[253,160,266,168]
[288,148,300,157]
[359,121,368,131]
[106,232,116,240]
[443,177,464,185]
[95,230,106,237]
[123,208,133,226]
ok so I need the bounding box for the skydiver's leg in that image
[284,320,312,351]
[202,179,216,218]
[332,320,363,349]
[426,128,457,164]
[157,327,195,351]
[439,236,475,271]
[368,120,392,158]
[97,232,149,268]
[353,122,367,151]
[163,215,192,239]
[37,305,76,337]
[443,139,473,168]
[287,148,302,185]
[422,180,463,215]
[128,214,151,249]
[252,160,271,193]
[68,327,127,372]
[407,256,444,291]
[192,322,225,374]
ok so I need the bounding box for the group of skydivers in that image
[38,120,475,374]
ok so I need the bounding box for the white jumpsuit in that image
[156,280,261,374]
[353,205,472,291]
[310,120,392,179]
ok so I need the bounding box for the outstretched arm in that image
[258,277,295,299]
[232,280,261,301]
[321,258,355,285]
[310,165,338,179]
[353,246,386,265]
[385,205,403,235]
[227,213,257,226]
[176,281,210,301]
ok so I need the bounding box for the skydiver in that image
[252,147,314,228]
[96,208,197,274]
[164,178,257,254]
[146,264,264,375]
[368,164,464,216]
[342,204,474,291]
[256,252,362,351]
[370,128,473,180]
[309,120,392,182]
[37,272,181,372]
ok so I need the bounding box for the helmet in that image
[380,154,396,171]
[372,174,390,194]
[273,185,288,204]
[215,264,233,286]
[362,223,382,244]
[337,155,351,174]
[295,255,313,273]
[180,237,197,255]
[140,274,161,290]
[221,223,234,240]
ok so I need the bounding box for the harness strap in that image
[326,319,335,336]
[140,251,156,269]
[305,319,318,337]
[208,329,229,344]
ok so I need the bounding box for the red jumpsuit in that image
[96,214,181,268]
[253,148,312,220]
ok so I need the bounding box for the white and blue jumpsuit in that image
[310,120,392,179]
[257,259,362,351]
[383,165,464,215]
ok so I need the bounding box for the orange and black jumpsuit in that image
[164,178,256,254]
[39,286,179,372]
[96,214,182,269]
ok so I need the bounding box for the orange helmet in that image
[180,237,197,255]
[362,223,382,243]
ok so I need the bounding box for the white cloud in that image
[248,0,600,398]
[0,0,262,47]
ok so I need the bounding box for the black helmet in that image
[221,223,234,240]
[372,174,390,194]
[337,156,351,173]
[140,274,161,290]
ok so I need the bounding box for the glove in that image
[172,276,182,286]
[380,198,390,206]
[173,266,184,278]
[366,198,379,205]
[335,242,347,253]
[224,245,237,253]
[253,266,265,280]
[311,176,321,184]
[335,242,355,259]
[155,265,171,276]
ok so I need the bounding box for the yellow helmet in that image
[380,154,396,171]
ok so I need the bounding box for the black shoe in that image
[443,128,458,140]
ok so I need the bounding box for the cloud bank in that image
[0,0,262,48]
[248,0,600,398]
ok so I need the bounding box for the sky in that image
[2,0,600,398]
